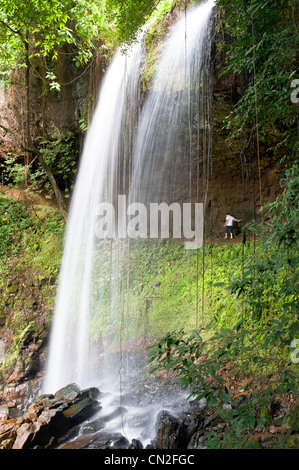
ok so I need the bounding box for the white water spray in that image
[43,40,144,393]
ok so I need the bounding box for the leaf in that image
[249,415,256,431]
[214,282,225,287]
[193,330,202,341]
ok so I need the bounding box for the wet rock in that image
[0,384,102,449]
[108,435,130,449]
[37,409,69,438]
[27,404,45,421]
[100,406,128,422]
[77,387,101,402]
[87,432,129,449]
[54,383,81,401]
[12,409,68,449]
[156,410,182,449]
[1,438,14,449]
[187,431,206,449]
[63,397,100,427]
[57,431,103,449]
[12,422,36,449]
[176,404,207,446]
[1,378,43,416]
[129,438,143,449]
[34,393,55,403]
[6,362,25,384]
[0,418,21,448]
[145,439,156,449]
[54,424,82,448]
[0,404,9,420]
[59,431,129,450]
[82,418,105,434]
[26,396,71,420]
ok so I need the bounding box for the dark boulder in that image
[63,397,101,427]
[156,410,182,449]
[129,438,143,449]
[82,418,105,434]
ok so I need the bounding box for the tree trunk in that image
[36,152,68,220]
[0,124,68,220]
[23,33,68,220]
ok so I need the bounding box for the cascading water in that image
[130,0,215,211]
[43,39,144,393]
[43,0,215,447]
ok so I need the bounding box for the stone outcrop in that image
[156,410,182,449]
[0,375,213,450]
[0,383,101,449]
[155,399,208,449]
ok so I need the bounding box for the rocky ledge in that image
[0,381,213,450]
[0,383,102,449]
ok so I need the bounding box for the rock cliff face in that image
[205,14,284,234]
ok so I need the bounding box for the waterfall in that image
[43,40,144,393]
[43,0,215,405]
[130,0,215,211]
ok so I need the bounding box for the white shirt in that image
[226,215,234,226]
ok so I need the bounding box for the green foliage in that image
[105,0,163,46]
[150,0,175,21]
[0,0,110,86]
[140,0,179,91]
[216,0,298,157]
[1,129,79,196]
[0,191,65,377]
[0,194,29,257]
[1,155,29,189]
[0,192,64,280]
[148,164,299,448]
[149,324,298,447]
[229,163,299,343]
[106,0,197,48]
[37,130,78,196]
[88,233,249,346]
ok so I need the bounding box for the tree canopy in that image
[216,0,298,159]
[0,0,109,87]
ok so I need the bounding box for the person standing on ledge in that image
[224,214,242,239]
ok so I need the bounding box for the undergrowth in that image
[148,164,299,449]
[0,189,65,378]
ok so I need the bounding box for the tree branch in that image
[0,124,68,220]
[0,19,27,45]
[0,124,35,154]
